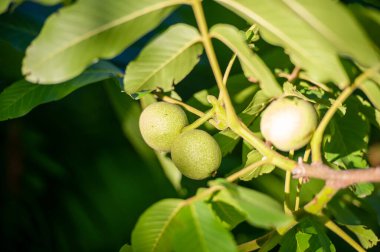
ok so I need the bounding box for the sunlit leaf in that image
[296,217,336,252]
[132,199,184,252]
[239,150,275,181]
[215,0,349,88]
[360,79,380,110]
[173,201,238,252]
[0,61,120,121]
[0,0,11,14]
[282,0,379,67]
[227,185,293,229]
[23,0,182,83]
[210,24,283,97]
[124,23,203,98]
[346,225,379,249]
[120,244,133,252]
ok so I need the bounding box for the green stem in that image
[161,95,205,117]
[238,231,276,252]
[191,0,239,126]
[236,123,297,171]
[226,159,268,182]
[284,150,294,214]
[295,148,311,211]
[311,64,380,163]
[182,109,215,132]
[304,186,337,215]
[324,219,365,252]
[219,53,237,101]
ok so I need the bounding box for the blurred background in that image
[1,1,380,252]
[0,1,249,251]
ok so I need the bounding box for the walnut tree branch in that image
[292,157,380,189]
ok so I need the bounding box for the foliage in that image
[1,0,380,251]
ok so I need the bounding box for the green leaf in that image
[279,228,297,252]
[210,24,282,98]
[228,185,293,229]
[131,199,185,252]
[296,217,336,252]
[0,0,11,14]
[323,96,369,160]
[173,201,237,252]
[350,183,374,199]
[124,23,203,98]
[360,79,380,110]
[214,90,270,156]
[22,0,181,83]
[28,0,63,5]
[346,225,379,249]
[282,0,379,67]
[211,189,246,229]
[215,0,349,88]
[240,150,275,181]
[0,61,120,121]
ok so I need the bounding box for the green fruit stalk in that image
[260,97,318,151]
[171,129,222,180]
[139,102,188,152]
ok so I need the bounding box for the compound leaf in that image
[124,23,203,98]
[23,0,181,83]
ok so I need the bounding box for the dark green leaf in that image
[210,24,283,97]
[124,23,203,98]
[23,0,181,83]
[173,201,238,252]
[324,97,370,160]
[132,199,185,252]
[0,61,120,121]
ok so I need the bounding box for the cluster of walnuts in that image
[139,97,318,180]
[139,102,222,180]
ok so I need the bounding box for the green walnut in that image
[139,102,188,152]
[171,129,222,180]
[260,97,318,151]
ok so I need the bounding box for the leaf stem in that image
[284,150,294,214]
[191,0,240,127]
[160,95,204,117]
[294,148,311,211]
[237,230,276,252]
[311,64,380,163]
[226,159,268,182]
[219,53,237,101]
[182,109,215,132]
[324,219,365,252]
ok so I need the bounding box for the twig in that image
[160,95,205,117]
[278,66,301,82]
[292,157,380,189]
